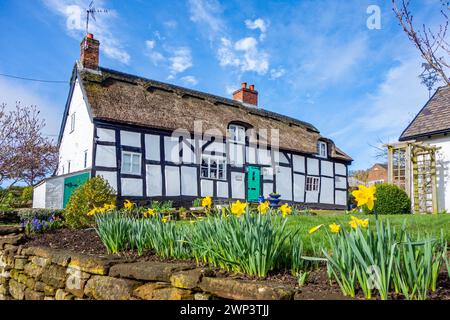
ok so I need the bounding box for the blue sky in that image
[0,0,445,170]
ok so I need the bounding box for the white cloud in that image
[245,18,268,41]
[42,0,130,64]
[217,37,269,75]
[270,67,286,79]
[169,47,193,76]
[145,40,156,49]
[164,20,178,29]
[180,76,198,86]
[188,0,223,37]
[144,40,165,65]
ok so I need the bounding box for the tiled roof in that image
[400,86,450,140]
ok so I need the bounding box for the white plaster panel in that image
[257,148,272,165]
[307,158,319,176]
[263,183,273,198]
[293,174,305,202]
[276,166,292,200]
[146,164,162,196]
[96,171,117,192]
[201,180,214,197]
[320,177,334,204]
[145,134,160,161]
[321,160,334,177]
[120,131,141,148]
[246,146,256,164]
[45,177,64,209]
[274,151,290,165]
[32,183,46,209]
[335,163,347,176]
[97,128,115,142]
[217,181,229,198]
[165,166,180,196]
[95,145,116,168]
[262,166,274,180]
[121,178,143,197]
[181,166,198,196]
[183,139,196,164]
[293,155,305,173]
[335,190,347,206]
[231,172,245,199]
[164,136,180,163]
[335,176,347,189]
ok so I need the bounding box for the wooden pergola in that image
[386,141,440,214]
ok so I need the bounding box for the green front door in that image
[63,172,90,208]
[247,166,261,202]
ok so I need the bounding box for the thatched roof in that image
[78,66,352,162]
[400,86,450,141]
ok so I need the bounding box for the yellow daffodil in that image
[359,218,369,228]
[124,199,134,210]
[279,203,292,218]
[87,207,98,216]
[329,223,341,233]
[103,203,116,211]
[258,201,270,214]
[230,200,247,217]
[308,224,324,234]
[349,219,358,229]
[161,217,168,223]
[144,208,156,218]
[202,196,212,209]
[351,185,377,210]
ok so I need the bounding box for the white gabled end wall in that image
[57,78,94,176]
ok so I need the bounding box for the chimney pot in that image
[232,82,258,107]
[87,33,94,39]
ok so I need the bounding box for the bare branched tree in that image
[351,170,369,185]
[392,0,450,86]
[0,103,58,188]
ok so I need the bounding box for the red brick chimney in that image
[80,33,100,70]
[232,82,258,107]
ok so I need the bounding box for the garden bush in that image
[63,176,116,228]
[364,183,411,215]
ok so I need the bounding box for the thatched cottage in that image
[33,34,352,209]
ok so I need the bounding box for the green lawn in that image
[286,211,450,253]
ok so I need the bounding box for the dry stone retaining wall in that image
[0,227,296,300]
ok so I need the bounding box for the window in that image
[201,156,226,180]
[317,141,327,158]
[83,150,88,168]
[121,151,141,175]
[70,113,76,133]
[67,161,71,174]
[306,176,320,192]
[228,124,246,144]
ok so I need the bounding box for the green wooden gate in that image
[247,166,261,202]
[63,172,90,208]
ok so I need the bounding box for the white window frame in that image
[228,124,246,144]
[70,113,76,133]
[306,176,320,192]
[121,151,141,175]
[200,155,227,180]
[317,141,327,158]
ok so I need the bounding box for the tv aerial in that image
[85,1,108,36]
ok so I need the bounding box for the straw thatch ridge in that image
[79,66,352,161]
